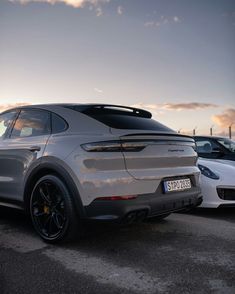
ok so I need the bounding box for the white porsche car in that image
[198,158,235,208]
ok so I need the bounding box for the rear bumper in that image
[218,203,235,208]
[83,187,202,223]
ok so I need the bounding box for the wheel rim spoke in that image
[32,201,43,208]
[33,211,47,217]
[52,214,63,230]
[47,217,54,237]
[54,208,65,220]
[54,198,63,208]
[39,186,50,204]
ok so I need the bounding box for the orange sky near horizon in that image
[0,101,234,138]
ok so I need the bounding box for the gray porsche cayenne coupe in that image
[0,104,202,242]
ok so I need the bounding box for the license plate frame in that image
[163,178,191,193]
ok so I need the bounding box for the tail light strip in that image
[81,140,195,152]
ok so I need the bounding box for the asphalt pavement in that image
[0,207,234,294]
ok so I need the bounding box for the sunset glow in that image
[1,0,235,137]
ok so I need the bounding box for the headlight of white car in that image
[198,164,220,180]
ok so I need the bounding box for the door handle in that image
[29,146,41,152]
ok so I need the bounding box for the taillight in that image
[81,138,195,152]
[122,142,148,151]
[81,141,147,152]
[81,141,122,152]
[95,195,137,200]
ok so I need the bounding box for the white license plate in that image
[163,178,191,193]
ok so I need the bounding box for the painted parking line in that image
[44,248,171,293]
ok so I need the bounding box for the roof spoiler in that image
[65,104,152,118]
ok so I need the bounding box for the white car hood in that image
[198,157,235,181]
[198,157,235,168]
[211,159,235,167]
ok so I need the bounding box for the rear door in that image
[0,109,51,201]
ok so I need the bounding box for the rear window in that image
[51,113,68,133]
[87,114,174,131]
[66,105,174,132]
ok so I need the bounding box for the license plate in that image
[163,178,191,193]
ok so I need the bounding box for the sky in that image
[0,0,235,136]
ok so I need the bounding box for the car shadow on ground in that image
[179,207,235,222]
[1,206,235,247]
[0,206,177,246]
[0,207,34,232]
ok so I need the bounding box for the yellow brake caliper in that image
[43,205,50,214]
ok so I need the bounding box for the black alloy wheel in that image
[30,175,79,243]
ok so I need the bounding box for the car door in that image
[0,110,19,200]
[0,108,51,202]
[213,138,235,161]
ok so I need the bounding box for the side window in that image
[51,113,68,133]
[195,140,212,153]
[0,111,17,138]
[195,139,217,153]
[11,109,51,138]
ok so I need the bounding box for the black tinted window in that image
[217,138,235,153]
[11,109,50,138]
[88,114,174,131]
[51,113,68,133]
[66,106,174,132]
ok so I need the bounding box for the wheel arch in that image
[23,159,85,218]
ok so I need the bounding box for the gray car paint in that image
[0,135,49,200]
[0,104,200,212]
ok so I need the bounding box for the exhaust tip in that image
[124,210,148,224]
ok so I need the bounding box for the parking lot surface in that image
[0,207,235,294]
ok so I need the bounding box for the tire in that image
[30,174,82,243]
[145,213,171,222]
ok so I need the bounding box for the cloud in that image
[117,5,123,15]
[214,129,235,138]
[162,102,218,111]
[94,87,103,93]
[132,102,218,112]
[0,102,30,113]
[144,21,155,27]
[95,6,103,16]
[8,0,110,9]
[144,15,181,28]
[173,16,180,23]
[132,103,159,110]
[212,108,235,128]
